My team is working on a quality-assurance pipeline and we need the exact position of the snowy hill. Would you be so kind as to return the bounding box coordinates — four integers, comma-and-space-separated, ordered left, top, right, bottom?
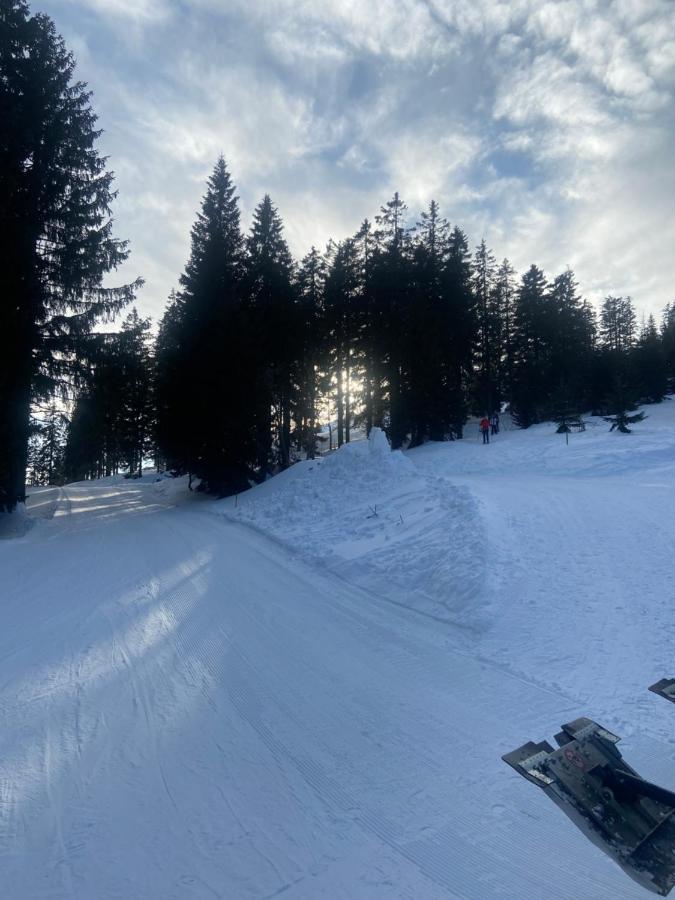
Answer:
2, 400, 675, 899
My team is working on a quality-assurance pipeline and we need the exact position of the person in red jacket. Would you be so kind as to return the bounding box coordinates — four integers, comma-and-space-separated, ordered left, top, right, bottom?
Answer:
479, 416, 490, 444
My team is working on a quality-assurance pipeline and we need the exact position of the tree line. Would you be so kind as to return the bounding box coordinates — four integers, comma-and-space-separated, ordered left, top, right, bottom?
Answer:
4, 2, 675, 509
145, 157, 675, 494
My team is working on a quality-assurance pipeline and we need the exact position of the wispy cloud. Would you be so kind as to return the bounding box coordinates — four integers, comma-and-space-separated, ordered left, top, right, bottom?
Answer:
62, 0, 170, 21
39, 0, 675, 320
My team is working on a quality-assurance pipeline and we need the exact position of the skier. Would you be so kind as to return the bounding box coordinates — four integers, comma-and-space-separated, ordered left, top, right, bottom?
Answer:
479, 416, 490, 444
490, 412, 499, 435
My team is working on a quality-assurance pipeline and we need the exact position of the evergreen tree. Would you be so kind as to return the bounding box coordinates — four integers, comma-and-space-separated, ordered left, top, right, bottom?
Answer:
471, 239, 499, 415
600, 296, 636, 353
154, 290, 189, 472
324, 239, 360, 447
546, 269, 595, 412
591, 296, 638, 414
634, 315, 667, 403
407, 200, 451, 444
63, 345, 120, 482
442, 226, 475, 437
63, 392, 102, 482
156, 157, 253, 494
62, 327, 150, 481
27, 403, 67, 485
510, 265, 549, 427
371, 192, 412, 448
294, 246, 326, 457
117, 308, 154, 476
603, 379, 646, 433
245, 194, 298, 473
494, 258, 517, 404
661, 303, 675, 390
0, 1, 140, 512
353, 219, 380, 433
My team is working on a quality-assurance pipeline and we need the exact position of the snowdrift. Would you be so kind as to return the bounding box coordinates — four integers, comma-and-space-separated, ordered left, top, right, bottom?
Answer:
217, 428, 491, 630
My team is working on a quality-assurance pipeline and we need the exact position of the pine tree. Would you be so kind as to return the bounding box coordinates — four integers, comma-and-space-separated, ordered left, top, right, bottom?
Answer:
407, 200, 451, 444
494, 258, 517, 405
471, 239, 499, 415
324, 239, 360, 447
634, 315, 667, 404
660, 303, 675, 391
63, 345, 121, 482
592, 296, 638, 414
294, 246, 326, 457
353, 219, 380, 433
117, 309, 154, 476
27, 403, 67, 485
600, 296, 636, 353
511, 265, 548, 427
442, 226, 475, 437
546, 269, 595, 413
156, 157, 253, 494
373, 192, 412, 448
155, 290, 189, 472
64, 393, 103, 482
245, 194, 298, 473
661, 303, 675, 390
0, 2, 140, 512
603, 379, 646, 433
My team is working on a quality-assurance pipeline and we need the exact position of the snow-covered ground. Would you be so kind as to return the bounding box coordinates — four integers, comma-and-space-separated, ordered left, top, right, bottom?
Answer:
2, 401, 675, 898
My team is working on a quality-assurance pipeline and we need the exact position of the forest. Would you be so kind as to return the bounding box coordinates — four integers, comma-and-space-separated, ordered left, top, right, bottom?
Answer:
3, 0, 675, 509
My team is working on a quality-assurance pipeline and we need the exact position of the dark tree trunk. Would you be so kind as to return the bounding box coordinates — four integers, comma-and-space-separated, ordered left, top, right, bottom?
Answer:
0, 381, 31, 512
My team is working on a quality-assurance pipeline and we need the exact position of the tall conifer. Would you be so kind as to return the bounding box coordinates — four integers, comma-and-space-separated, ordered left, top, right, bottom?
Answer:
0, 2, 140, 511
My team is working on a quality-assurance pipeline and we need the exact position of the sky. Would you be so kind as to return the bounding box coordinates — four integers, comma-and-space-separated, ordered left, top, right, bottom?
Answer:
37, 0, 675, 324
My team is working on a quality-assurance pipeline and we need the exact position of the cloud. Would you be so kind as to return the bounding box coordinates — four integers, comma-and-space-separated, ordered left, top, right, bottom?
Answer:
63, 0, 169, 20
37, 0, 675, 322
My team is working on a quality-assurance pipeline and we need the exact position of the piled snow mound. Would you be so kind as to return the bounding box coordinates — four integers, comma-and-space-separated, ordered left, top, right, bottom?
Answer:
315, 426, 414, 482
217, 428, 490, 630
0, 504, 33, 539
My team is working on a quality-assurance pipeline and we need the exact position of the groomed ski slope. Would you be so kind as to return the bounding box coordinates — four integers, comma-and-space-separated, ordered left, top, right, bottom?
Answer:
2, 401, 675, 899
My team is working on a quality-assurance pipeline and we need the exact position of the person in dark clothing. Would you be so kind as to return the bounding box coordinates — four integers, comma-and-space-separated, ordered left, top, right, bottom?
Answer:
479, 416, 490, 444
490, 412, 499, 435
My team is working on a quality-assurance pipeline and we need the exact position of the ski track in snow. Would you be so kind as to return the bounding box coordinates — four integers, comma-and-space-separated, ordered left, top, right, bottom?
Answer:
2, 405, 675, 898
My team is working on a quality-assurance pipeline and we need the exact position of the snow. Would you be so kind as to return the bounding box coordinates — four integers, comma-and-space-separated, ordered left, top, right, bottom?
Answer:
3, 401, 675, 898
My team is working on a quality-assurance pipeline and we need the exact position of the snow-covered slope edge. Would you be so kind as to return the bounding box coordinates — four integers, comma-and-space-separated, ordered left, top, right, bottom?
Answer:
215, 428, 492, 631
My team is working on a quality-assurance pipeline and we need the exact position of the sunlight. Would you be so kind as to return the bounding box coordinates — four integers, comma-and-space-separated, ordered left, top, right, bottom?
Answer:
0, 549, 214, 816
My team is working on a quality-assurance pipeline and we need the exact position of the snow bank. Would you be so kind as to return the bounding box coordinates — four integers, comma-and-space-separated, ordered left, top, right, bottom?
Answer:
0, 504, 33, 539
216, 427, 491, 630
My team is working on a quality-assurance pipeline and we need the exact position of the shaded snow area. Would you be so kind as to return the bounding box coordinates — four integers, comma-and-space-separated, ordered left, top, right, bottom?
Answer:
3, 402, 675, 899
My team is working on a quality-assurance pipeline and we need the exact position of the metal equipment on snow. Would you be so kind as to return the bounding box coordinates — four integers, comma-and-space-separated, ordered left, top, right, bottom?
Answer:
503, 684, 675, 896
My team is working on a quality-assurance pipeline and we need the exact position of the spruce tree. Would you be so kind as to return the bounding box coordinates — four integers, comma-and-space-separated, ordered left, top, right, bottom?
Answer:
494, 258, 517, 405
634, 315, 667, 404
353, 219, 380, 432
442, 226, 475, 437
661, 303, 675, 389
510, 265, 549, 427
245, 195, 297, 473
27, 403, 67, 485
546, 269, 595, 413
373, 192, 411, 448
294, 246, 326, 457
603, 379, 646, 433
471, 239, 499, 415
324, 240, 357, 447
117, 309, 154, 476
408, 200, 451, 444
0, 1, 140, 512
156, 157, 253, 494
